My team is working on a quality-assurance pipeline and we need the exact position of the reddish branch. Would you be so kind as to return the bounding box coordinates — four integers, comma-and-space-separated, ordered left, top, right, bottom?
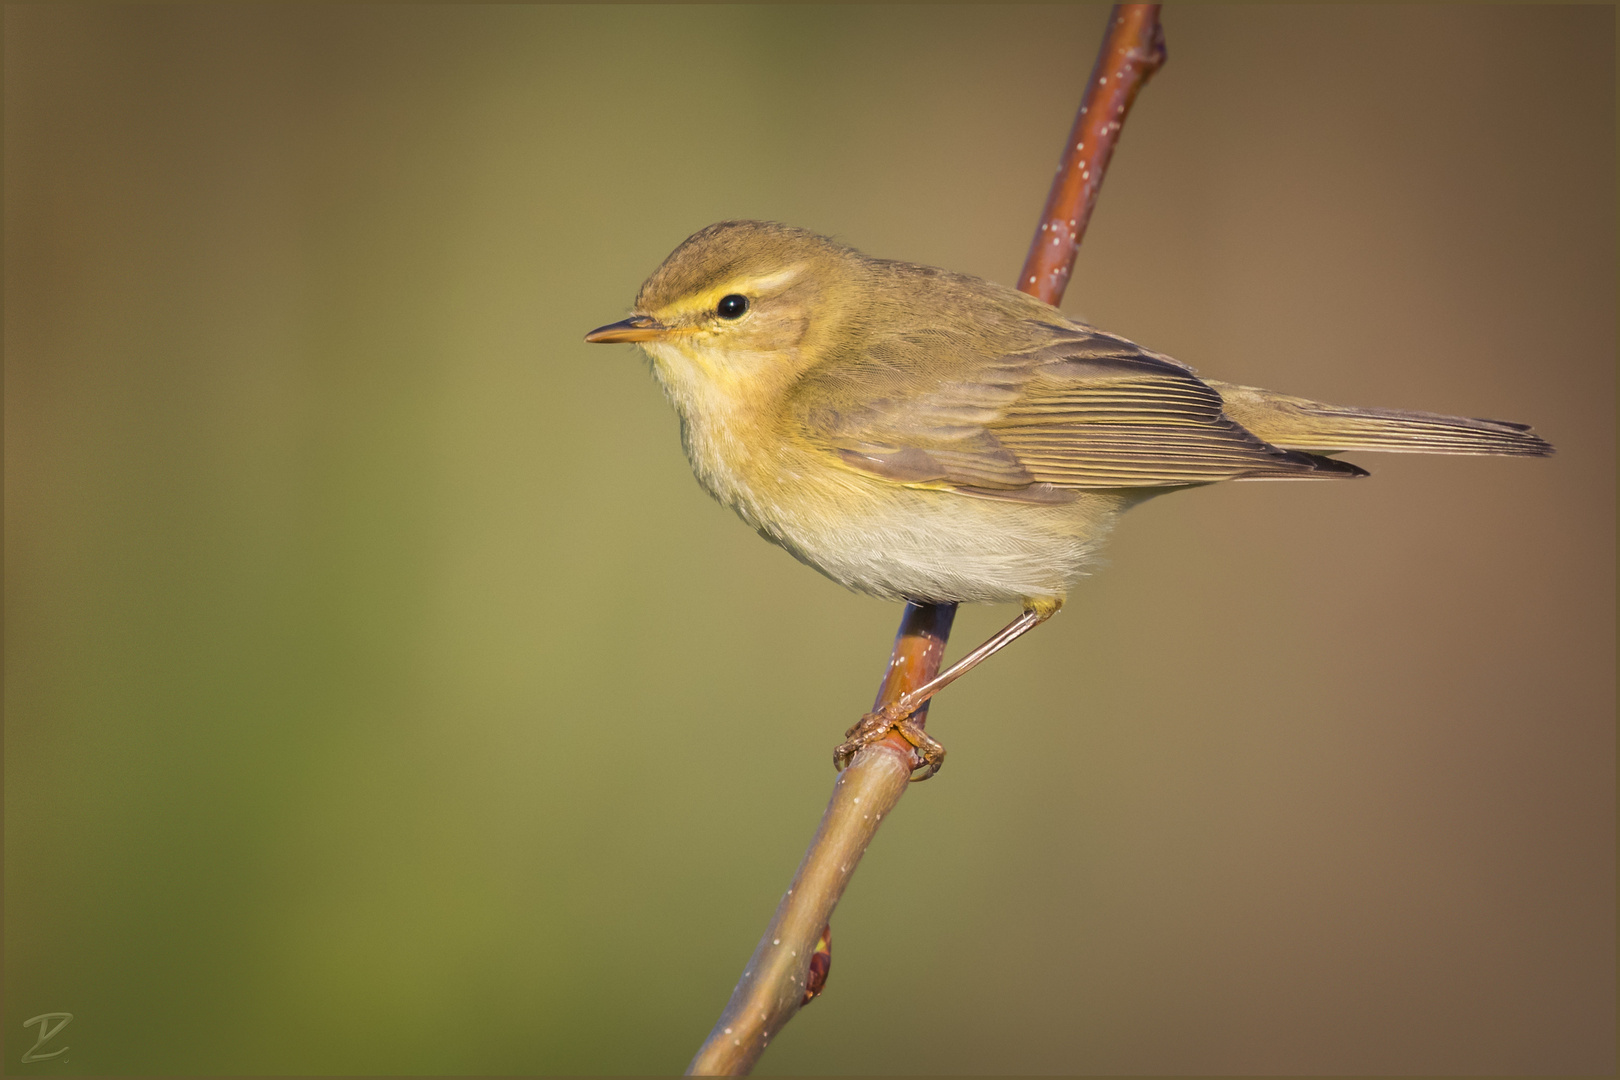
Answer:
685, 7, 1165, 1075
1021, 4, 1167, 304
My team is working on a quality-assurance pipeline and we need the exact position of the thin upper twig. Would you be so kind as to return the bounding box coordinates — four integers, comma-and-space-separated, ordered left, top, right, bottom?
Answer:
685, 7, 1165, 1075
1021, 4, 1166, 305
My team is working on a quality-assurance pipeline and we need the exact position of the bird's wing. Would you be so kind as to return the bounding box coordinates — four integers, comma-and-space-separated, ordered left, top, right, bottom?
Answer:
787, 323, 1363, 502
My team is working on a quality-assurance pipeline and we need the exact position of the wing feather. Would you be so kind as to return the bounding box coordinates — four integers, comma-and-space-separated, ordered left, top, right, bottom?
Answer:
789, 322, 1364, 500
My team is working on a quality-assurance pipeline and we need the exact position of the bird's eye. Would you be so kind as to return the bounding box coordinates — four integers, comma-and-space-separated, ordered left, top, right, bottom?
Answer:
717, 294, 749, 320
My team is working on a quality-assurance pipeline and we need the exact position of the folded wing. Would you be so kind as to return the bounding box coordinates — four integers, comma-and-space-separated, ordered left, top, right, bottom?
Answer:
788, 323, 1364, 504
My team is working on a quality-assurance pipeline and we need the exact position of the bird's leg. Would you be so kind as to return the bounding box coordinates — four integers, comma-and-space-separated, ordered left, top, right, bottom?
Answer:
833, 600, 1061, 780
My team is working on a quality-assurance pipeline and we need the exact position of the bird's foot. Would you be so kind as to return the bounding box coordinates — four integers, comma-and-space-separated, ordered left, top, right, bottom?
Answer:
833, 704, 946, 782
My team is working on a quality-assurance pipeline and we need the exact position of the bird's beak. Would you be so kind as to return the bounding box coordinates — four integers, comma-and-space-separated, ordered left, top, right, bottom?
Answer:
584, 314, 670, 344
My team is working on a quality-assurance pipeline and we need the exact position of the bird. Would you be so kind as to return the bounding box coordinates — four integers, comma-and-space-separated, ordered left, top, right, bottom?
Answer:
585, 220, 1554, 778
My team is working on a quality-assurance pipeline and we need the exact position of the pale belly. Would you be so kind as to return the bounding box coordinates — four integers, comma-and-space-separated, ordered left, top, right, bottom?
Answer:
701, 450, 1138, 606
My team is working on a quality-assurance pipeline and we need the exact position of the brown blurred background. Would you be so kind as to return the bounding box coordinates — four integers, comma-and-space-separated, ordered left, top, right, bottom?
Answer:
5, 5, 1612, 1074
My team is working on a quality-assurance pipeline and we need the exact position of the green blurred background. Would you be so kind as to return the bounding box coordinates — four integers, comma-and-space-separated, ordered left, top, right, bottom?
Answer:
5, 5, 1613, 1074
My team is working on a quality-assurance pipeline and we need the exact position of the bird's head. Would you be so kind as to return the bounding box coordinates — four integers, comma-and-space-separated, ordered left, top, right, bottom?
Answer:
586, 221, 867, 407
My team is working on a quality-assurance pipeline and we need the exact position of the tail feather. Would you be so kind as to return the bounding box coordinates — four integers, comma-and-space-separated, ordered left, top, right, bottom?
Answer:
1211, 382, 1555, 458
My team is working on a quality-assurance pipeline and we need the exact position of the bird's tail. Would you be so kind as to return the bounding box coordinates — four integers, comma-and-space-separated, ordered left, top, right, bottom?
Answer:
1210, 382, 1555, 458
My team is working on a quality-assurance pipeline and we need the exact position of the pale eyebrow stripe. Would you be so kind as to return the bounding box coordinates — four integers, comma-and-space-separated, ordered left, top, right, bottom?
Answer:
730, 261, 809, 296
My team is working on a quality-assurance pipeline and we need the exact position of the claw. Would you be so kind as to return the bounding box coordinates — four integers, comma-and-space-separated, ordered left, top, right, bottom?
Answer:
894, 717, 946, 781
831, 707, 946, 781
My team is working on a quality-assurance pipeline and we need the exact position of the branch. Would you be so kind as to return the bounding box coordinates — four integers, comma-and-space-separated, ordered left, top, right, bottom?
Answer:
1020, 4, 1166, 303
686, 7, 1165, 1075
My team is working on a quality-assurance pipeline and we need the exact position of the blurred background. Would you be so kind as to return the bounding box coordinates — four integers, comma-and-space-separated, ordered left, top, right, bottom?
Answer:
5, 5, 1613, 1074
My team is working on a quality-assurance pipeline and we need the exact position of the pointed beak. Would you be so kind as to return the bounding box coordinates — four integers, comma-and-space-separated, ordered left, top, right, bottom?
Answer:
584, 314, 669, 344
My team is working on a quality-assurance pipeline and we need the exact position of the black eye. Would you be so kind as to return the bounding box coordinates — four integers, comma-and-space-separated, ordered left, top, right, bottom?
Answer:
717, 294, 749, 319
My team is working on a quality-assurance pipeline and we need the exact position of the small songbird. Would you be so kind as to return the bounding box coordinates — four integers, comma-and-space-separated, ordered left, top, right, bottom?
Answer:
586, 220, 1553, 778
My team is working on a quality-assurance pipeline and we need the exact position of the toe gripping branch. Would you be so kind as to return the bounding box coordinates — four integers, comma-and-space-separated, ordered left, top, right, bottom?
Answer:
832, 601, 959, 782
832, 603, 1057, 782
834, 704, 946, 782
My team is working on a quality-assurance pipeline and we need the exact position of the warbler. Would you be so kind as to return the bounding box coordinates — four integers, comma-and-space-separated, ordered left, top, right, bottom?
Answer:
586, 220, 1553, 777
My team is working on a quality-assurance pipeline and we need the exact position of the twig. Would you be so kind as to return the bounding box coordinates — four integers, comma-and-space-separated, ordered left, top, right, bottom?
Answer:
1020, 4, 1166, 299
686, 603, 953, 1076
685, 7, 1165, 1075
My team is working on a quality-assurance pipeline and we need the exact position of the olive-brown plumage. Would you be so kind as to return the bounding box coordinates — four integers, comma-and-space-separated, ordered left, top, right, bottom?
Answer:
588, 220, 1551, 612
